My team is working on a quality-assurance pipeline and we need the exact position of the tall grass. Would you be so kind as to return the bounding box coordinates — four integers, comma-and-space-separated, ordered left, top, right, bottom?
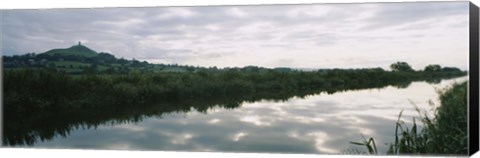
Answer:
350, 81, 468, 155
349, 134, 378, 154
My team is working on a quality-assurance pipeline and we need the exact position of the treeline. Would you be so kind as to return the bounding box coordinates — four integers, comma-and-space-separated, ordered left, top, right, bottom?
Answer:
3, 52, 229, 75
4, 66, 467, 113
4, 49, 466, 76
3, 64, 467, 146
3, 52, 132, 68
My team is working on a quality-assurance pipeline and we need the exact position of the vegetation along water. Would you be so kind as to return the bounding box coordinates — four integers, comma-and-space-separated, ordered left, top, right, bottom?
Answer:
349, 81, 468, 155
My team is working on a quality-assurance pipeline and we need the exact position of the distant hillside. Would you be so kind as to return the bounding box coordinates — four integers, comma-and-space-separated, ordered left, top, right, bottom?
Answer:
3, 43, 467, 76
3, 43, 202, 74
43, 43, 98, 57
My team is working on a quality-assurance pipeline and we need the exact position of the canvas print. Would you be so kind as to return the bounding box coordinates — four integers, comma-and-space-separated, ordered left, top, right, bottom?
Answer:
1, 1, 471, 156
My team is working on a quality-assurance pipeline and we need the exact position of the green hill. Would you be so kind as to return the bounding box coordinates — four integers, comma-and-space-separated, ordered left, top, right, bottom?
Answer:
43, 43, 98, 57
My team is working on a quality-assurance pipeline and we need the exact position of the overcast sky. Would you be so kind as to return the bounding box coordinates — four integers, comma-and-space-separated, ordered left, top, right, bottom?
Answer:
2, 2, 470, 70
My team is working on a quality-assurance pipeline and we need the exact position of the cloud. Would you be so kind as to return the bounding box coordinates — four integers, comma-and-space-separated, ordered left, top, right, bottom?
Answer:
360, 2, 468, 30
226, 7, 248, 18
2, 2, 469, 70
155, 8, 197, 20
286, 5, 332, 18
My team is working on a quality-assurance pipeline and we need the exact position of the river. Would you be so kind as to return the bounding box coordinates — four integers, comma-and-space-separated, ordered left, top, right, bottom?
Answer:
30, 76, 468, 154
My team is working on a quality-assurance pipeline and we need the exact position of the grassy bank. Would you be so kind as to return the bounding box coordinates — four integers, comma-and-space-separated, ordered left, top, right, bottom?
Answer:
351, 81, 468, 155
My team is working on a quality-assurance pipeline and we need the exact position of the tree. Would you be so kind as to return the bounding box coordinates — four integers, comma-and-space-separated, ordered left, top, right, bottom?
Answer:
47, 63, 55, 68
98, 52, 116, 63
441, 67, 462, 72
105, 67, 116, 74
424, 64, 442, 72
390, 62, 414, 72
83, 65, 97, 74
186, 66, 195, 73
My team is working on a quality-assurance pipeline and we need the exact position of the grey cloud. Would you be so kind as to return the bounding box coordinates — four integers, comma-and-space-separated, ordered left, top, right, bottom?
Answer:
360, 2, 468, 30
202, 52, 226, 59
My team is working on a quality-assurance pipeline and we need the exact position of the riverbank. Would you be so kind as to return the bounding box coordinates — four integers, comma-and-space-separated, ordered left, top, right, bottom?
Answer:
351, 81, 468, 155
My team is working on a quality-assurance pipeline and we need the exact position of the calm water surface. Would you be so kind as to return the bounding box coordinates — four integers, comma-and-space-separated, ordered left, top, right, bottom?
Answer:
32, 77, 467, 154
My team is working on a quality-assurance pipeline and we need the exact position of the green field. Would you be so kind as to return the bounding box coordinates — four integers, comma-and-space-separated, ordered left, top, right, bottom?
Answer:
51, 61, 91, 68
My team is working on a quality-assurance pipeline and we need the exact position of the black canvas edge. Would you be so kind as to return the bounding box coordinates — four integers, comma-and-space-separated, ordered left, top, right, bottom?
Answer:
0, 10, 4, 146
469, 1, 480, 156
